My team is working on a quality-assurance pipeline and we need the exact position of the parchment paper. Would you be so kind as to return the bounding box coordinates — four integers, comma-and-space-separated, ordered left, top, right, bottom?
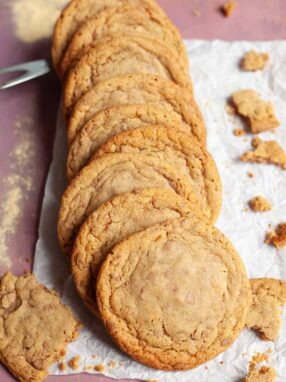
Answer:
33, 40, 286, 381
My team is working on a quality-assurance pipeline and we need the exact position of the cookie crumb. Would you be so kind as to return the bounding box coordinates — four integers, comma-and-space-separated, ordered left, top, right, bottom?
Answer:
248, 196, 272, 212
244, 365, 277, 382
265, 223, 286, 249
192, 9, 201, 17
241, 50, 269, 71
240, 137, 286, 169
247, 172, 254, 178
233, 128, 245, 136
222, 0, 237, 16
232, 90, 279, 134
91, 354, 97, 359
68, 355, 81, 371
108, 360, 117, 368
58, 361, 67, 372
94, 364, 105, 373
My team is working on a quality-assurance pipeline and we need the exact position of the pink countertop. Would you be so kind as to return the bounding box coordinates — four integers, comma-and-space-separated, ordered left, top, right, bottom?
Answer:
0, 0, 285, 381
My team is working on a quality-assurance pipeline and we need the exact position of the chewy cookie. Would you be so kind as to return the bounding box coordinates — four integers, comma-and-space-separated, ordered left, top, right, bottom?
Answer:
67, 104, 192, 179
67, 74, 204, 145
96, 217, 252, 371
58, 152, 200, 257
59, 4, 188, 77
72, 188, 197, 315
63, 35, 191, 115
51, 0, 167, 71
95, 125, 222, 223
0, 272, 81, 382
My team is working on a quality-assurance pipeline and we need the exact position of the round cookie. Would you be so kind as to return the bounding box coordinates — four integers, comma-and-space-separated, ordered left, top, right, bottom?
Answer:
63, 35, 191, 116
72, 188, 197, 315
97, 217, 252, 371
59, 4, 188, 77
67, 104, 192, 180
95, 125, 222, 223
58, 152, 200, 257
67, 74, 204, 145
52, 0, 167, 71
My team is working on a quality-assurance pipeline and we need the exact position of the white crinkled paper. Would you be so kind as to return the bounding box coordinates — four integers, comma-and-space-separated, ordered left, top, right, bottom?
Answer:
34, 40, 286, 381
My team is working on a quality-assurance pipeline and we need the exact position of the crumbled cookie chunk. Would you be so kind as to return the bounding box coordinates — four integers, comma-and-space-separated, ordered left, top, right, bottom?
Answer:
0, 272, 81, 382
68, 355, 81, 370
94, 363, 105, 372
248, 196, 272, 212
241, 51, 269, 71
240, 137, 286, 169
232, 90, 279, 134
246, 278, 286, 341
233, 128, 245, 136
244, 366, 277, 382
265, 223, 286, 249
222, 0, 237, 16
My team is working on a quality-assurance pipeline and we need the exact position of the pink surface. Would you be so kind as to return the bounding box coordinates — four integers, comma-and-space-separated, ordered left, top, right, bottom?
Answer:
0, 0, 285, 381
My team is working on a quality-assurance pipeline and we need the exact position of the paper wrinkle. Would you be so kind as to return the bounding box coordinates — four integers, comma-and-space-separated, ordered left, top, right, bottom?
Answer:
33, 40, 286, 381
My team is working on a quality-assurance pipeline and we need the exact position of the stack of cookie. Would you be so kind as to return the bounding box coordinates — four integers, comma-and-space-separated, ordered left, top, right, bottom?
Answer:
52, 0, 252, 371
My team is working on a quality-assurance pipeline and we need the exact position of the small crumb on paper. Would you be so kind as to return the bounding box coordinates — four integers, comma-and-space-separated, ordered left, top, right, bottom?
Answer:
58, 361, 67, 372
248, 196, 272, 212
233, 128, 245, 137
265, 223, 286, 249
241, 50, 269, 71
222, 0, 237, 17
108, 360, 117, 368
247, 172, 254, 178
68, 355, 81, 371
94, 364, 105, 373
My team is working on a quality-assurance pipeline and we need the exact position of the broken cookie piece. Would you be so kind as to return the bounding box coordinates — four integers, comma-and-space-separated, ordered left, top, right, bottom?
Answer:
240, 137, 286, 169
0, 272, 81, 382
222, 0, 237, 16
244, 366, 277, 382
265, 223, 286, 249
241, 51, 269, 72
232, 90, 279, 133
248, 196, 272, 212
246, 278, 286, 341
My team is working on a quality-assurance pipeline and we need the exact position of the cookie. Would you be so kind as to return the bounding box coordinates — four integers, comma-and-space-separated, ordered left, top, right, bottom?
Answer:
67, 74, 205, 146
96, 217, 252, 371
51, 0, 167, 71
246, 278, 286, 341
232, 90, 279, 134
95, 125, 222, 223
72, 188, 197, 315
241, 51, 269, 72
248, 196, 271, 212
0, 272, 81, 382
240, 137, 286, 169
67, 104, 193, 180
59, 4, 188, 77
58, 152, 200, 257
63, 35, 191, 116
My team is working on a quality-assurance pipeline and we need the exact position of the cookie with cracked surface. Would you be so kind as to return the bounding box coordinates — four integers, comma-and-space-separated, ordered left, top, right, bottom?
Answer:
95, 125, 222, 223
59, 4, 188, 77
72, 188, 198, 315
67, 74, 204, 145
58, 152, 200, 257
0, 272, 81, 382
51, 0, 166, 72
96, 217, 252, 370
67, 104, 193, 180
246, 278, 286, 341
63, 35, 191, 116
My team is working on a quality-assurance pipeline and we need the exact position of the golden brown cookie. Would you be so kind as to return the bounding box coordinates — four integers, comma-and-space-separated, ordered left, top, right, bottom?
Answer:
58, 152, 200, 257
0, 272, 81, 382
240, 137, 286, 169
51, 0, 167, 72
95, 125, 222, 223
59, 4, 188, 77
246, 278, 286, 341
67, 74, 204, 146
63, 35, 191, 116
96, 217, 252, 371
67, 104, 193, 180
72, 188, 197, 315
